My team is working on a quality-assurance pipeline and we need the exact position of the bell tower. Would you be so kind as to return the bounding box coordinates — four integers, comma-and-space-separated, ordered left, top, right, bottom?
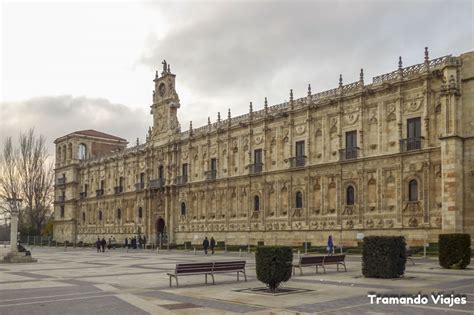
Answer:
150, 60, 181, 144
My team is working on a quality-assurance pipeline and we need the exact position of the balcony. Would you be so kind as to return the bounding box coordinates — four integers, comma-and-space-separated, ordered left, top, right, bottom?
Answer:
114, 186, 123, 194
205, 170, 217, 181
340, 147, 360, 161
400, 138, 422, 152
96, 189, 104, 197
289, 156, 306, 168
79, 192, 87, 199
149, 178, 165, 189
135, 182, 145, 190
57, 177, 66, 185
58, 195, 65, 203
175, 176, 188, 185
249, 163, 263, 174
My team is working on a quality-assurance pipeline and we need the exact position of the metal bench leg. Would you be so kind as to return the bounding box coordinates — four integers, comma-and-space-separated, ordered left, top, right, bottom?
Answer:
237, 272, 239, 281
343, 262, 347, 272
243, 270, 247, 282
211, 274, 215, 285
176, 277, 179, 288
300, 266, 303, 276
322, 265, 326, 274
169, 276, 172, 287
205, 274, 208, 284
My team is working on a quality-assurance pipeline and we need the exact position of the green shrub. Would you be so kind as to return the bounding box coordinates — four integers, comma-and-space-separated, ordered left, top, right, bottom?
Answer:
439, 234, 471, 269
362, 236, 406, 278
255, 246, 292, 292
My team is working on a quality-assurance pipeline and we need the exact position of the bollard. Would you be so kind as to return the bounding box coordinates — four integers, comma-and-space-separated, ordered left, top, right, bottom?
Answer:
239, 248, 242, 257
194, 247, 196, 255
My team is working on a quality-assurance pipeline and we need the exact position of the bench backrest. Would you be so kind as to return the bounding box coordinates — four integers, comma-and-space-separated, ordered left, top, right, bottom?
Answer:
324, 255, 345, 263
300, 255, 324, 264
175, 262, 214, 274
213, 260, 246, 272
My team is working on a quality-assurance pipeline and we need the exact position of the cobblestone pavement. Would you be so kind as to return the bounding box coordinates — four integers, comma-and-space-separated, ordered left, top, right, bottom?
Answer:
0, 246, 473, 314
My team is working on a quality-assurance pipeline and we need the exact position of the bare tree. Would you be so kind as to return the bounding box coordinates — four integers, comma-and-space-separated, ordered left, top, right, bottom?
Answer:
0, 129, 54, 234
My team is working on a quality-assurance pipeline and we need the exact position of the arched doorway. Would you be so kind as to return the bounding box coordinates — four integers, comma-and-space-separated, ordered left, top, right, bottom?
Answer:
155, 218, 166, 245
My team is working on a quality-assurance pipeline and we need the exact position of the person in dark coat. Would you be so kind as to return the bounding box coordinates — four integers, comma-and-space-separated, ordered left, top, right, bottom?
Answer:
203, 237, 209, 255
327, 235, 334, 255
124, 237, 128, 250
143, 236, 147, 249
101, 237, 106, 253
96, 238, 101, 253
210, 237, 216, 255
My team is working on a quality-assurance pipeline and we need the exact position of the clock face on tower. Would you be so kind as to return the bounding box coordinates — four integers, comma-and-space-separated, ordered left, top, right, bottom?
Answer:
158, 83, 166, 97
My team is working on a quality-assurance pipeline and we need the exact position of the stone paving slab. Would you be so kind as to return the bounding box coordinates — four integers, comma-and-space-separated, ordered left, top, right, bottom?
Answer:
1, 247, 473, 314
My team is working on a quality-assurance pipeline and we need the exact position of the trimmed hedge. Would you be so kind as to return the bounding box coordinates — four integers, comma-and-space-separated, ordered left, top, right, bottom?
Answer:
362, 236, 406, 278
439, 234, 471, 269
255, 246, 292, 292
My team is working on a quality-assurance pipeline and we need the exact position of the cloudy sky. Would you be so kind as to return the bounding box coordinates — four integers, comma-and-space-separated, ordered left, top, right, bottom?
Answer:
1, 0, 472, 153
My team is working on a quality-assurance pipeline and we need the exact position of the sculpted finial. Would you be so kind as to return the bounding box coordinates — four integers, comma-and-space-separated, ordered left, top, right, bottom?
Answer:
154, 70, 159, 81
249, 102, 253, 113
264, 97, 268, 111
168, 64, 171, 73
307, 84, 311, 96
339, 74, 343, 87
424, 47, 429, 63
398, 56, 403, 70
228, 108, 231, 120
290, 89, 293, 101
208, 117, 211, 126
217, 112, 221, 123
161, 60, 167, 75
359, 69, 364, 84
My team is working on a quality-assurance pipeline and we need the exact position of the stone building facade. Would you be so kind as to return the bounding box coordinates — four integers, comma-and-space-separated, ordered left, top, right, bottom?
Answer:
53, 49, 474, 247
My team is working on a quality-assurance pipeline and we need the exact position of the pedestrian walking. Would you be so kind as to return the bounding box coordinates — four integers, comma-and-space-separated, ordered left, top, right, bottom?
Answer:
96, 238, 101, 253
203, 237, 209, 255
210, 237, 216, 255
327, 235, 334, 255
138, 236, 142, 249
107, 237, 112, 250
124, 237, 128, 251
101, 237, 106, 253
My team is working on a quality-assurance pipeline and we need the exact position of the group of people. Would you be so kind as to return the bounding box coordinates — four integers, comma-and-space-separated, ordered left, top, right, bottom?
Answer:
95, 237, 116, 253
202, 236, 216, 255
124, 235, 147, 250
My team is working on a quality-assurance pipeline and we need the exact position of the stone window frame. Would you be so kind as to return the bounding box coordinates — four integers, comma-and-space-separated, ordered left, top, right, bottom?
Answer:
408, 178, 419, 202
253, 195, 260, 211
117, 208, 121, 220
180, 201, 187, 216
295, 191, 303, 209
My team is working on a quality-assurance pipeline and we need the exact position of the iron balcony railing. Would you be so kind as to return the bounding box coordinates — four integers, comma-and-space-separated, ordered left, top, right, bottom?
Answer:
58, 195, 65, 202
249, 163, 263, 174
205, 170, 217, 180
149, 178, 165, 189
289, 156, 307, 168
96, 189, 104, 197
57, 177, 66, 185
135, 182, 145, 190
114, 186, 123, 194
175, 176, 188, 185
400, 138, 422, 152
340, 147, 360, 161
79, 192, 87, 199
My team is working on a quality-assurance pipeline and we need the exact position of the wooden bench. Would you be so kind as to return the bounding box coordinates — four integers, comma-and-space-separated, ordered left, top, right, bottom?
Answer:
212, 260, 247, 282
167, 262, 214, 287
293, 255, 324, 275
168, 261, 247, 287
323, 255, 347, 272
293, 255, 346, 275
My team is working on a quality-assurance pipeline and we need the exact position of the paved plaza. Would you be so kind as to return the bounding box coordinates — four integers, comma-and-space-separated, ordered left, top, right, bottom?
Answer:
0, 247, 473, 314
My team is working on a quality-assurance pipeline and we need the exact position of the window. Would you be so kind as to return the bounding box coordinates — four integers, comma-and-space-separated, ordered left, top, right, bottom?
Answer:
119, 176, 124, 187
296, 141, 305, 158
82, 212, 86, 222
117, 208, 121, 220
211, 158, 217, 172
158, 165, 164, 179
100, 180, 105, 190
346, 186, 355, 205
84, 184, 88, 195
138, 207, 143, 218
98, 210, 103, 221
409, 179, 418, 201
254, 195, 260, 211
180, 202, 186, 216
295, 191, 303, 209
60, 205, 65, 218
345, 131, 357, 159
78, 144, 87, 160
407, 117, 422, 150
182, 163, 188, 178
254, 149, 262, 164
140, 172, 145, 184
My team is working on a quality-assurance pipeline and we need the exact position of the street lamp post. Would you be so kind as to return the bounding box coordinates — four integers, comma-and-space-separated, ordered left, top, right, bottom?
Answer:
6, 194, 22, 253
